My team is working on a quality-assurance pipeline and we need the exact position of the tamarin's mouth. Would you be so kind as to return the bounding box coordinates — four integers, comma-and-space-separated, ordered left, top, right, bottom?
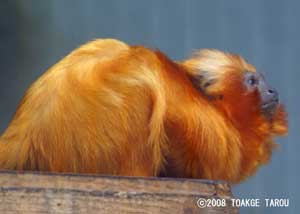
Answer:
262, 98, 279, 109
261, 99, 279, 117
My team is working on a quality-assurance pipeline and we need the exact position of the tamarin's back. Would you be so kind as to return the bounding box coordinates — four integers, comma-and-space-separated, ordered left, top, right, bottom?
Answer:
0, 39, 166, 175
0, 39, 287, 183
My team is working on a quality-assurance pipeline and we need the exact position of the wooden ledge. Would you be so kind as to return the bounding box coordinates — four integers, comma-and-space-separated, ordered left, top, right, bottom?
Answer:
0, 170, 238, 213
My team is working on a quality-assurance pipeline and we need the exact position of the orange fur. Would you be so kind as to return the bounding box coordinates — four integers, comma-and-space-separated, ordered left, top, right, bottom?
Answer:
0, 39, 288, 183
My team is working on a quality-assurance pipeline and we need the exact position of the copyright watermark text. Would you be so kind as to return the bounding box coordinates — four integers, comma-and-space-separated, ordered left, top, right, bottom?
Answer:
197, 198, 289, 208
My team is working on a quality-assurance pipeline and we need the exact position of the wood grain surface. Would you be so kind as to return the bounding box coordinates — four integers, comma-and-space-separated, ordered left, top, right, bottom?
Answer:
0, 171, 238, 214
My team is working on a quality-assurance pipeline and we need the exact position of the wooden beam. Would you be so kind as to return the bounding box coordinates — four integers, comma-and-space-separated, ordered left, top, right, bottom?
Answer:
0, 171, 238, 213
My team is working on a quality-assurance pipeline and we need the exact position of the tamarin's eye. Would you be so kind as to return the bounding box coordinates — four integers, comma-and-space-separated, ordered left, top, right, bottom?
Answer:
247, 76, 258, 86
245, 73, 259, 89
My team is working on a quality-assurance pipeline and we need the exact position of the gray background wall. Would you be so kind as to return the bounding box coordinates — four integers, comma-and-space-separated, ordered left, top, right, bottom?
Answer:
0, 1, 299, 213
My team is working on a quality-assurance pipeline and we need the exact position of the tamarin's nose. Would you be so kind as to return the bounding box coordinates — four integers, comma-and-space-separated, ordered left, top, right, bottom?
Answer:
267, 88, 279, 102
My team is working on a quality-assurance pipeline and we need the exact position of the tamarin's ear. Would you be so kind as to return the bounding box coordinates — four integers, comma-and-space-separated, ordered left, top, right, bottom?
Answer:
188, 72, 218, 99
182, 49, 231, 96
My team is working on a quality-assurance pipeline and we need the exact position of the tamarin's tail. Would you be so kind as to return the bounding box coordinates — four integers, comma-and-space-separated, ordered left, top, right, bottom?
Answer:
0, 137, 19, 170
0, 129, 32, 170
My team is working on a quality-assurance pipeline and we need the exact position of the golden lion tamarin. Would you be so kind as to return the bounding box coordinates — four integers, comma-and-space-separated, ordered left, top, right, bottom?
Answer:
0, 39, 287, 183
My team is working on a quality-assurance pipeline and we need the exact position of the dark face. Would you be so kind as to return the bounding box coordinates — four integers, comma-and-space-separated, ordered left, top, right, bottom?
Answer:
244, 72, 279, 118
